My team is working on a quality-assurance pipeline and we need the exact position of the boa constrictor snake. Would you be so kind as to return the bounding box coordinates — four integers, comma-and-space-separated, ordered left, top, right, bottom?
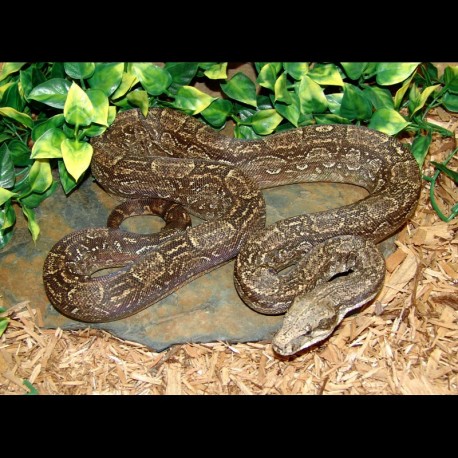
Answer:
43, 108, 421, 356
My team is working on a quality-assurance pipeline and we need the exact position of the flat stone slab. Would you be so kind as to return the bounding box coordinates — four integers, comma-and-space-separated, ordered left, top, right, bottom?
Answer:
0, 176, 396, 351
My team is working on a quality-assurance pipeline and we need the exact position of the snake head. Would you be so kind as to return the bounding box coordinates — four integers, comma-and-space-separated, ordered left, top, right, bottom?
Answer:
271, 292, 339, 356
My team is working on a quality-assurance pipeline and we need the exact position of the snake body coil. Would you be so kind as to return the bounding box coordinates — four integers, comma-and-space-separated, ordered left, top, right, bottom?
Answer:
43, 108, 421, 353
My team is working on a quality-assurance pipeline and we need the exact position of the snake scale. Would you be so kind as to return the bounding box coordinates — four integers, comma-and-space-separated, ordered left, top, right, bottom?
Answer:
43, 107, 421, 355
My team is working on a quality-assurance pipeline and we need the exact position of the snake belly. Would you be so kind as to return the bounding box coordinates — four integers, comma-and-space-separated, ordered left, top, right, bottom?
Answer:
43, 108, 421, 329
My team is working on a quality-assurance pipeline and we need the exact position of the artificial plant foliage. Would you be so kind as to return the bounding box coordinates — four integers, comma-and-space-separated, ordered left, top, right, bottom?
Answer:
0, 61, 457, 248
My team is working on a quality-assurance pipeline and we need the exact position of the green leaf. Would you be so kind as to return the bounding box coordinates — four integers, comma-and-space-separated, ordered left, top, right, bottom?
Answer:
408, 83, 420, 114
163, 62, 198, 96
307, 63, 344, 86
7, 140, 32, 167
58, 159, 78, 194
64, 62, 95, 80
0, 203, 14, 248
131, 63, 172, 96
165, 62, 199, 85
86, 89, 109, 125
127, 90, 149, 117
106, 105, 117, 125
0, 107, 33, 128
198, 62, 218, 71
340, 62, 368, 80
250, 109, 283, 135
11, 170, 30, 194
257, 63, 282, 91
362, 85, 394, 110
1, 200, 15, 230
0, 228, 13, 248
298, 113, 314, 126
368, 108, 410, 135
314, 114, 352, 125
254, 62, 267, 73
283, 63, 309, 80
111, 71, 138, 100
0, 188, 16, 208
1, 82, 25, 111
50, 62, 65, 78
201, 98, 232, 128
30, 65, 46, 87
410, 84, 441, 117
61, 139, 93, 182
325, 92, 344, 114
0, 143, 15, 188
20, 180, 58, 208
23, 379, 39, 395
31, 128, 66, 159
22, 205, 40, 242
234, 124, 261, 139
28, 78, 71, 109
442, 92, 458, 112
394, 73, 415, 110
257, 94, 273, 110
82, 106, 116, 137
32, 114, 66, 141
19, 67, 34, 98
0, 62, 26, 82
274, 122, 295, 133
203, 63, 227, 80
431, 160, 458, 182
28, 159, 52, 193
410, 131, 432, 168
64, 82, 94, 127
443, 66, 458, 93
274, 92, 300, 127
81, 124, 107, 138
361, 63, 379, 80
88, 63, 124, 97
340, 84, 372, 121
0, 82, 14, 100
296, 75, 328, 115
0, 133, 12, 143
274, 72, 292, 104
173, 86, 215, 115
235, 106, 256, 122
221, 72, 257, 108
111, 97, 134, 110
422, 63, 439, 84
0, 317, 9, 338
376, 63, 420, 86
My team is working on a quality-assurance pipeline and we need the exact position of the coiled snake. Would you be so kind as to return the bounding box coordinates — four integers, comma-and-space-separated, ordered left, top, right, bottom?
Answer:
43, 108, 421, 355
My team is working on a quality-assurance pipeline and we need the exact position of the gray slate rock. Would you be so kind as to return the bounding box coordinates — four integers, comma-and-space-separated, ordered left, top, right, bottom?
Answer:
0, 177, 396, 351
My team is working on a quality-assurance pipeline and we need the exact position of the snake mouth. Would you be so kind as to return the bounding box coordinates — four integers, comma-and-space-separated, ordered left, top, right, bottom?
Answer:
271, 328, 334, 356
271, 341, 295, 357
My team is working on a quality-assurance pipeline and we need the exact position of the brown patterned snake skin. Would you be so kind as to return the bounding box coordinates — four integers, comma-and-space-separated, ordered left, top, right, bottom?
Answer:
43, 107, 421, 355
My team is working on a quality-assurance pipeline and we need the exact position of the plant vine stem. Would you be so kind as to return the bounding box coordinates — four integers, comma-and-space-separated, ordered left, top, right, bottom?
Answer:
3, 120, 21, 139
422, 84, 449, 120
423, 146, 458, 222
17, 189, 33, 200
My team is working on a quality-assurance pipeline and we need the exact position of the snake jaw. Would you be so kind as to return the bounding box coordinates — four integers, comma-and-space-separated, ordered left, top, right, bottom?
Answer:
272, 328, 334, 356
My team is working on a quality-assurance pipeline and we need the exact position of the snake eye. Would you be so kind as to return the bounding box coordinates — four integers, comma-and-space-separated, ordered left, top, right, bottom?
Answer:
304, 325, 312, 335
